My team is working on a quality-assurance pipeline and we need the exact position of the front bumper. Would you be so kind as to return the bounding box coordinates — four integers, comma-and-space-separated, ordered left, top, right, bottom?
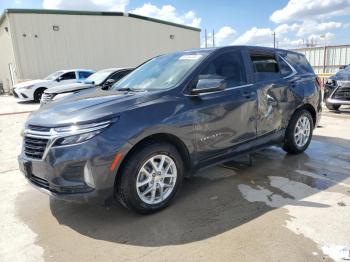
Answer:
12, 88, 34, 101
18, 129, 130, 204
325, 98, 350, 105
324, 83, 350, 105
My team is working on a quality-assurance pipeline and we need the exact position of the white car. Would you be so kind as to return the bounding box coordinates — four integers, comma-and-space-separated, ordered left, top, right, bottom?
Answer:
12, 69, 94, 102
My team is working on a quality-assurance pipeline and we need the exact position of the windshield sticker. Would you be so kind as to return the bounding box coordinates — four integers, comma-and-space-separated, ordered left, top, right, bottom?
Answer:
179, 54, 203, 60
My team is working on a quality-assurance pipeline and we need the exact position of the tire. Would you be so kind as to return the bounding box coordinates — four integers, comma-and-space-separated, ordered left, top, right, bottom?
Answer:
283, 109, 314, 154
325, 103, 341, 111
33, 88, 46, 102
116, 142, 184, 214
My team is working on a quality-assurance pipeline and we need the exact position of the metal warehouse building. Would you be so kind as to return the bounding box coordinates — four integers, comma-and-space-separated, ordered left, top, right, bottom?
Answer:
0, 9, 200, 93
291, 45, 350, 74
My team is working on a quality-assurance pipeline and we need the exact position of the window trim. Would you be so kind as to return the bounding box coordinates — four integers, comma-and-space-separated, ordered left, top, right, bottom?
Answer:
278, 55, 297, 79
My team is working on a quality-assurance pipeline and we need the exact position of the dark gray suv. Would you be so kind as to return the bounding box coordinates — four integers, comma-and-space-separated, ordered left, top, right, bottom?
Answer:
18, 46, 322, 213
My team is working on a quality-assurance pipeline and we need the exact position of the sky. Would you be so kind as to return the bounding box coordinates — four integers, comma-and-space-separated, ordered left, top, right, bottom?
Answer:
1, 0, 350, 49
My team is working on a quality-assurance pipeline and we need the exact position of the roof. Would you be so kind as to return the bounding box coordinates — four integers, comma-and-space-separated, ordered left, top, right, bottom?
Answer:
0, 8, 201, 32
59, 69, 95, 72
99, 67, 134, 72
185, 45, 298, 55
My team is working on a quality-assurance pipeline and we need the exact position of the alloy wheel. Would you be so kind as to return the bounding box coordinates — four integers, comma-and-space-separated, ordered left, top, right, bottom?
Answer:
294, 116, 311, 147
136, 154, 177, 205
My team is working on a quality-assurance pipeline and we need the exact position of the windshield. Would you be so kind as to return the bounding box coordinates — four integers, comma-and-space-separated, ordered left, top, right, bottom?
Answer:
112, 52, 207, 91
45, 71, 63, 80
85, 70, 112, 85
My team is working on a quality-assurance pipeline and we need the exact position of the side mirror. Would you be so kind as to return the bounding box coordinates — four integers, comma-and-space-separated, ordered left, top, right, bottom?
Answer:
191, 78, 226, 95
339, 65, 346, 70
56, 77, 62, 82
105, 79, 116, 86
102, 79, 116, 90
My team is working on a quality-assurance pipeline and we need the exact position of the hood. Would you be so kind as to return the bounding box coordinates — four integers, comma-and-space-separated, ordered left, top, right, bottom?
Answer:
14, 79, 48, 88
45, 82, 94, 94
27, 88, 163, 127
332, 71, 350, 81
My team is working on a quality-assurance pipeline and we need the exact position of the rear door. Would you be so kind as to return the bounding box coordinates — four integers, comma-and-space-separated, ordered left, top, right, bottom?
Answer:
190, 50, 257, 161
249, 51, 293, 136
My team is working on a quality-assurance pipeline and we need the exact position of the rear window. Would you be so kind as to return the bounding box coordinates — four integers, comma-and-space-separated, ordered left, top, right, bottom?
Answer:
283, 53, 314, 74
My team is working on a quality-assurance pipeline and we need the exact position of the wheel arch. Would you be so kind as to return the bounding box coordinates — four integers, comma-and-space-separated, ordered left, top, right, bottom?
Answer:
115, 133, 192, 187
296, 103, 317, 127
33, 87, 47, 100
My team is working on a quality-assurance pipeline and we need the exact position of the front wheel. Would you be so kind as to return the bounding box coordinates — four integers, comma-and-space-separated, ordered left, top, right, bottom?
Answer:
283, 109, 313, 154
325, 103, 341, 111
116, 143, 184, 214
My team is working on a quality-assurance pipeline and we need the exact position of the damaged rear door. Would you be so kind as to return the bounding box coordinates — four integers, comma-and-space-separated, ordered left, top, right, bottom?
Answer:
248, 50, 297, 137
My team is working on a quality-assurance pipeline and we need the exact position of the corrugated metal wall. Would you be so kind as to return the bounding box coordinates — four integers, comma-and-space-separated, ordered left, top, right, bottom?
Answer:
3, 12, 199, 91
0, 15, 16, 93
291, 45, 350, 74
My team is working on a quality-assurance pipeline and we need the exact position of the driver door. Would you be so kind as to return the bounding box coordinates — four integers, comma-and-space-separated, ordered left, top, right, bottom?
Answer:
190, 50, 257, 161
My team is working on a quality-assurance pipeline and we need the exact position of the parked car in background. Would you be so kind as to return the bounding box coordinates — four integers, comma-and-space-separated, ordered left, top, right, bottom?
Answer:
12, 69, 94, 102
18, 46, 321, 214
40, 68, 133, 104
324, 65, 350, 110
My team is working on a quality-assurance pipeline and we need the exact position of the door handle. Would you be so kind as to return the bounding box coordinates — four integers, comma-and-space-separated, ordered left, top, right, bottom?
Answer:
242, 91, 256, 99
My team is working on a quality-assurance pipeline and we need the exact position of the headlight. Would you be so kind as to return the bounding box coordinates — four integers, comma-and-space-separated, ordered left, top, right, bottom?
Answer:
326, 79, 336, 86
52, 92, 72, 101
52, 119, 117, 146
20, 84, 35, 89
54, 130, 102, 146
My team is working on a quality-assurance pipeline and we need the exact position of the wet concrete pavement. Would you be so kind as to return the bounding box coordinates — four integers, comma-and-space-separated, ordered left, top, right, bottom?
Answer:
1, 98, 349, 262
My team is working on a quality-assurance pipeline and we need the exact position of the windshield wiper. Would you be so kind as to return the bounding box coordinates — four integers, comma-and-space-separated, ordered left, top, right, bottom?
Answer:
116, 87, 145, 92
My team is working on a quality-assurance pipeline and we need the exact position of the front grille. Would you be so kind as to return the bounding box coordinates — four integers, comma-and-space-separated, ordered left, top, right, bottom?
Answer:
30, 174, 50, 190
333, 86, 350, 100
28, 125, 51, 132
24, 136, 49, 159
41, 93, 55, 103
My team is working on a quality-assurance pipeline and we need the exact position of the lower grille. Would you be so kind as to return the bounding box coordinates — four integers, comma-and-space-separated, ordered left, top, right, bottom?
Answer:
12, 89, 19, 98
333, 87, 350, 100
30, 175, 49, 190
41, 93, 55, 103
24, 136, 49, 159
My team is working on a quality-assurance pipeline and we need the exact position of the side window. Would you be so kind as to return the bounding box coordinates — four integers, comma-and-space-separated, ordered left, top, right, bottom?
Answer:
199, 51, 247, 87
60, 72, 76, 80
110, 71, 130, 82
278, 56, 294, 77
78, 71, 93, 79
250, 53, 280, 81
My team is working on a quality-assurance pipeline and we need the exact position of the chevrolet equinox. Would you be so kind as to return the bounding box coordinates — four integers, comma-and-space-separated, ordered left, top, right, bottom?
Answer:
18, 46, 322, 213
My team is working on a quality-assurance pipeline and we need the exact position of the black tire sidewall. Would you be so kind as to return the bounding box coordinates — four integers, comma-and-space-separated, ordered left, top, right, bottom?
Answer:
118, 143, 184, 213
